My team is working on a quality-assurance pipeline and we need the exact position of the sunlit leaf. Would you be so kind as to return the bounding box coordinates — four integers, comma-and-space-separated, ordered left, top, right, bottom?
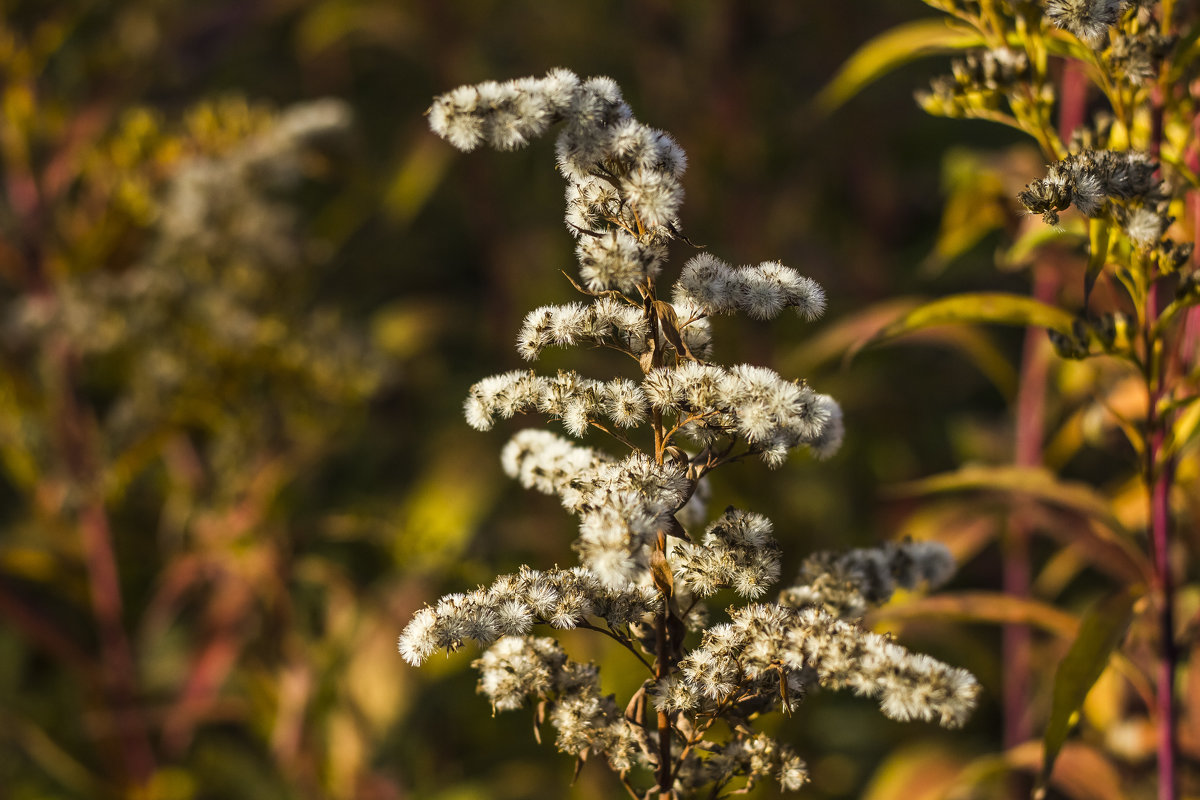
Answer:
889, 464, 1129, 536
861, 744, 967, 800
1007, 741, 1126, 800
1165, 393, 1200, 460
1036, 587, 1140, 797
867, 591, 1080, 639
384, 135, 454, 225
788, 299, 1017, 398
814, 19, 983, 113
1081, 660, 1124, 732
861, 293, 1077, 352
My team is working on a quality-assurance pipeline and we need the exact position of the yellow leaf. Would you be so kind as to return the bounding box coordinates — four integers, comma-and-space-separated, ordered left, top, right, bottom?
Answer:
867, 591, 1080, 639
889, 464, 1125, 534
814, 19, 984, 113
861, 745, 967, 800
861, 293, 1077, 352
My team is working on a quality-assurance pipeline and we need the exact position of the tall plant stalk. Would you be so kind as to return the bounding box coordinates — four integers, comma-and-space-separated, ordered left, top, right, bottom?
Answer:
401, 69, 981, 799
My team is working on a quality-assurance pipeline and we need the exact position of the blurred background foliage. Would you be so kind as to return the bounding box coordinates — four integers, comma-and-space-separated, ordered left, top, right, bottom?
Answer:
0, 0, 1136, 798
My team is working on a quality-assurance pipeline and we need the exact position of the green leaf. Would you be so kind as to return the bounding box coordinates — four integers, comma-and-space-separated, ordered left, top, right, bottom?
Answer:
1037, 587, 1140, 797
861, 293, 1077, 350
814, 19, 983, 113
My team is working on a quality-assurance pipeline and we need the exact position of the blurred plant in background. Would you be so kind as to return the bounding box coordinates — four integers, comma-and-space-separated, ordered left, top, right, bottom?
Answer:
823, 0, 1200, 797
0, 6, 401, 796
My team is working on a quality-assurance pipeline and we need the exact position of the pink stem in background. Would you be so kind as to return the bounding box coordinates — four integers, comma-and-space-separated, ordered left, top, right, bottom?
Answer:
1147, 280, 1178, 800
1001, 58, 1085, 763
1149, 427, 1177, 800
1057, 59, 1088, 144
1006, 266, 1056, 755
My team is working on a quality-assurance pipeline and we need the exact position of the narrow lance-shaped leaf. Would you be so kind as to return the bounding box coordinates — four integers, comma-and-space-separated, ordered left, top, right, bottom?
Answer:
1035, 586, 1140, 798
814, 19, 984, 113
888, 464, 1128, 535
888, 464, 1151, 580
867, 591, 1080, 639
861, 293, 1077, 351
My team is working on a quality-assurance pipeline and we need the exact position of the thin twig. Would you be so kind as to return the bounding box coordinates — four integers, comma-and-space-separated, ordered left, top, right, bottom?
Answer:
575, 620, 655, 675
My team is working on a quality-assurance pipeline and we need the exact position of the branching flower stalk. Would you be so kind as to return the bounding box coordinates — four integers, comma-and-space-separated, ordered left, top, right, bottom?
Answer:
913, 1, 1200, 797
401, 70, 979, 798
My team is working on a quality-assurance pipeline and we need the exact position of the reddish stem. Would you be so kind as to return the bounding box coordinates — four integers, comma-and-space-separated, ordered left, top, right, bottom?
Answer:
1147, 281, 1178, 800
1057, 60, 1088, 143
1005, 267, 1055, 755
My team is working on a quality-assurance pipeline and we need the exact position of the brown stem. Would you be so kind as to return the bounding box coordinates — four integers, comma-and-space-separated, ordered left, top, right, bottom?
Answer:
575, 620, 655, 675
652, 528, 673, 799
654, 623, 671, 798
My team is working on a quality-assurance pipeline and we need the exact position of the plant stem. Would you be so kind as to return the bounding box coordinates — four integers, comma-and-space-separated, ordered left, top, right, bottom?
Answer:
1005, 266, 1054, 755
1146, 279, 1178, 800
1149, 429, 1177, 800
655, 603, 672, 799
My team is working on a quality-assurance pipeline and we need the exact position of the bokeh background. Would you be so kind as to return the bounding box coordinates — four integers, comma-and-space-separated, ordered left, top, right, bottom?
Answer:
0, 1, 1051, 798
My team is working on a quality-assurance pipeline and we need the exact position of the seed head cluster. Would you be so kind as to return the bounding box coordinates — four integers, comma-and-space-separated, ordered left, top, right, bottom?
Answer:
779, 539, 957, 619
1046, 0, 1128, 48
666, 603, 978, 729
407, 70, 977, 796
1018, 149, 1167, 246
399, 565, 662, 666
675, 254, 826, 321
474, 636, 643, 772
916, 47, 1032, 118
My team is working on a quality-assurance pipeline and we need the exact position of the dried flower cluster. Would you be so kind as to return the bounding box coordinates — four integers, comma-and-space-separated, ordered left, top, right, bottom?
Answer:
404, 70, 978, 797
1017, 149, 1167, 243
905, 0, 1200, 796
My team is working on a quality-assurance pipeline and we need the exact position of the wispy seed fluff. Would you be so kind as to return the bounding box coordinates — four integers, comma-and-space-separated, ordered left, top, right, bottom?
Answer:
463, 370, 650, 436
420, 69, 976, 794
474, 636, 642, 773
640, 362, 842, 465
428, 69, 580, 152
1018, 149, 1161, 226
672, 603, 979, 728
399, 565, 661, 665
517, 297, 651, 361
1045, 0, 1128, 49
576, 229, 665, 293
779, 539, 957, 619
673, 508, 782, 599
675, 254, 826, 321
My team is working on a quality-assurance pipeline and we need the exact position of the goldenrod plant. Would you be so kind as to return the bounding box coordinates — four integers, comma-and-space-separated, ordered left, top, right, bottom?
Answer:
401, 69, 979, 799
825, 0, 1200, 797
